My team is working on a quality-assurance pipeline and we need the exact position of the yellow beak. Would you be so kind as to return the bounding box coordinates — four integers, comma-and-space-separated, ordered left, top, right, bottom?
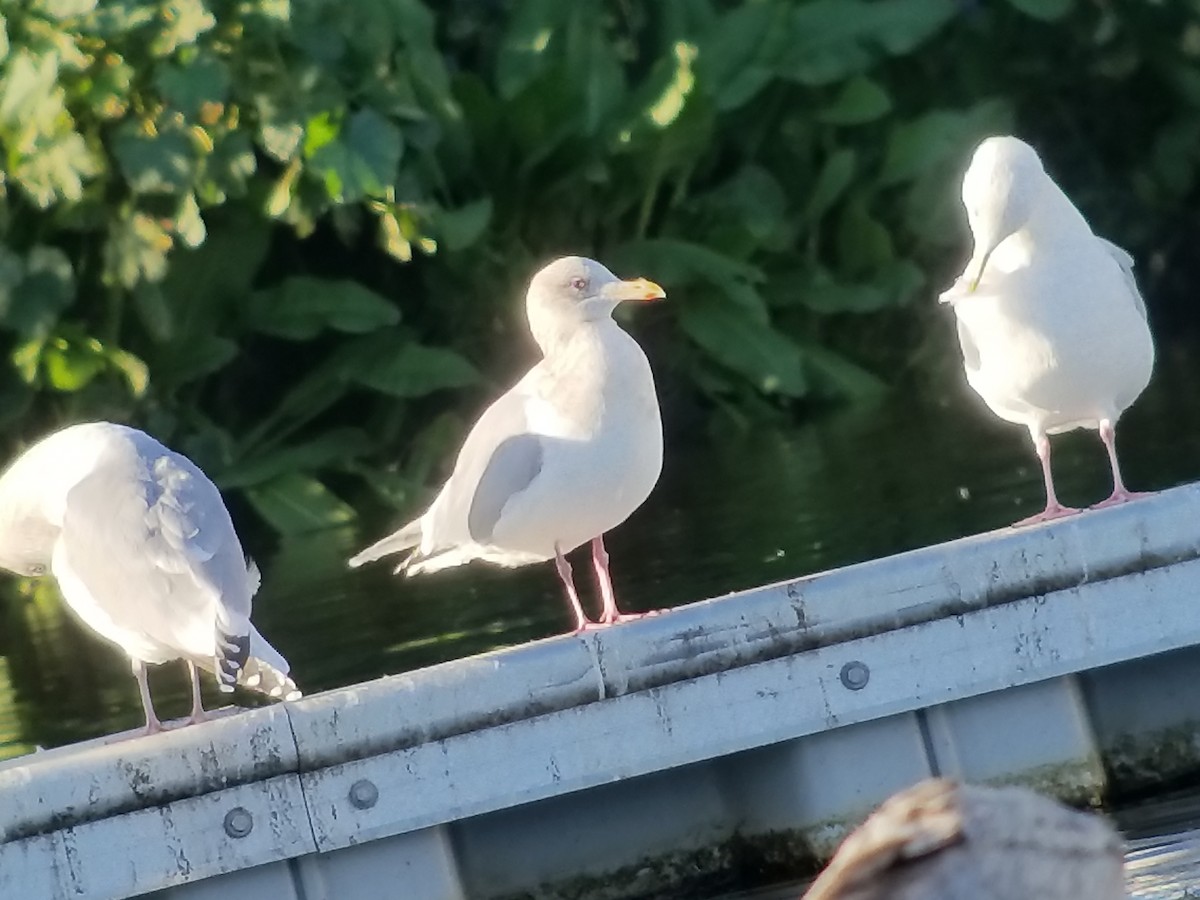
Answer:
968, 244, 997, 293
602, 277, 667, 303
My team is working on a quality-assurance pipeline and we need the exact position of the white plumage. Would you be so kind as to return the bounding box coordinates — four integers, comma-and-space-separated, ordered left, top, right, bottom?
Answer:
0, 422, 299, 735
941, 136, 1155, 524
350, 256, 666, 631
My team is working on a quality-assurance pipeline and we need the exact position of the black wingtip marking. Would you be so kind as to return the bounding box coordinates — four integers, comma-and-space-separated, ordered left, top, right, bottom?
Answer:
216, 631, 250, 688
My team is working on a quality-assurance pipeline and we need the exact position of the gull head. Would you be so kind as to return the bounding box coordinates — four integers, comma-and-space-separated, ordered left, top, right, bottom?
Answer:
961, 136, 1045, 292
526, 256, 665, 346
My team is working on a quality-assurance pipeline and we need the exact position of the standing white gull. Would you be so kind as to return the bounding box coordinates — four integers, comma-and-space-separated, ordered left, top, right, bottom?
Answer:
349, 256, 666, 632
940, 136, 1154, 525
0, 422, 299, 735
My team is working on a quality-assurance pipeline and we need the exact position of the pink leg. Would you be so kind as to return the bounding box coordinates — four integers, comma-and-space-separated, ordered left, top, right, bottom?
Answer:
1012, 431, 1080, 527
133, 660, 163, 735
591, 536, 649, 625
1092, 418, 1151, 508
554, 543, 593, 633
186, 661, 208, 726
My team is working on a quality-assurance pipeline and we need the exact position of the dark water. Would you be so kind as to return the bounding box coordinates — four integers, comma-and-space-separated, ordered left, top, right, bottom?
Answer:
2, 345, 1200, 895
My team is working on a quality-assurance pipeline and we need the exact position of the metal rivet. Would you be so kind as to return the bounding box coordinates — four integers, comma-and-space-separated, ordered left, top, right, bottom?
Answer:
223, 807, 253, 838
349, 779, 379, 810
840, 661, 870, 691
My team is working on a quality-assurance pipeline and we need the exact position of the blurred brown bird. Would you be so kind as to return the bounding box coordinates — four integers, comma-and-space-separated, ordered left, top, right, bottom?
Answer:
803, 779, 1124, 900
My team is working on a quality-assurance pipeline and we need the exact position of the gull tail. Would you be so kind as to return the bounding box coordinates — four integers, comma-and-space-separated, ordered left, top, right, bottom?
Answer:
215, 625, 301, 702
239, 625, 301, 701
348, 519, 422, 568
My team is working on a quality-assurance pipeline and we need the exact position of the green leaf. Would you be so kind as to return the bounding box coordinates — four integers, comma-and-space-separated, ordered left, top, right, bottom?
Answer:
43, 337, 106, 392
353, 340, 479, 398
32, 0, 98, 17
150, 334, 237, 389
681, 297, 807, 396
154, 55, 230, 118
218, 428, 373, 489
239, 352, 354, 451
201, 130, 256, 203
692, 166, 788, 247
246, 277, 400, 340
302, 111, 339, 158
173, 193, 206, 248
779, 0, 955, 86
160, 211, 268, 330
150, 0, 216, 56
880, 100, 1010, 185
568, 17, 625, 134
0, 245, 26, 325
11, 129, 101, 208
377, 209, 412, 261
696, 2, 788, 111
104, 212, 173, 288
245, 472, 356, 535
88, 2, 157, 36
1006, 0, 1073, 21
819, 76, 892, 125
260, 117, 305, 162
0, 49, 59, 127
307, 109, 403, 203
82, 54, 133, 119
876, 259, 927, 305
112, 124, 193, 194
132, 282, 173, 341
805, 148, 857, 223
107, 347, 149, 396
0, 366, 34, 427
803, 344, 887, 398
12, 338, 44, 384
496, 0, 569, 99
837, 198, 895, 276
6, 246, 75, 337
436, 198, 493, 251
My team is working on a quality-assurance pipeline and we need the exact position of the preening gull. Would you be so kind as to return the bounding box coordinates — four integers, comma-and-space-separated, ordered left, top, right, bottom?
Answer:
0, 422, 300, 735
350, 256, 666, 632
941, 136, 1154, 525
803, 779, 1124, 900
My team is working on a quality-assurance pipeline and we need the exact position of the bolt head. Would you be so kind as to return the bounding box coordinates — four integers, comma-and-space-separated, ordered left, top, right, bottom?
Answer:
223, 807, 253, 838
349, 779, 379, 810
839, 660, 870, 691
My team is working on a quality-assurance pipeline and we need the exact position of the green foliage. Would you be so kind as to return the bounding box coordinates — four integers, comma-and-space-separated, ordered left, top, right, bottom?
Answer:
0, 0, 1196, 533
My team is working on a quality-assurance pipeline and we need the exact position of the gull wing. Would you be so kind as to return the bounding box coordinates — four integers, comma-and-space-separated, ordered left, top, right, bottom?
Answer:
56, 440, 252, 664
1097, 236, 1147, 321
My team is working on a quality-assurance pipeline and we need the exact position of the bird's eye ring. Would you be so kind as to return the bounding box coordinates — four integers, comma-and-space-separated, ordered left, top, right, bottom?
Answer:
570, 277, 587, 291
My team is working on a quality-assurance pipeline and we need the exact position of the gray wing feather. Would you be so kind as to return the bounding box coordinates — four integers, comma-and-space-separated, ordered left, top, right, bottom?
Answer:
60, 439, 251, 658
1097, 236, 1146, 321
352, 384, 542, 567
430, 387, 533, 534
467, 435, 543, 542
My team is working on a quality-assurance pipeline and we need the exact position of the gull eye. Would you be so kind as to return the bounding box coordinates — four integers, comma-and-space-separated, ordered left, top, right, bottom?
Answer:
570, 276, 587, 292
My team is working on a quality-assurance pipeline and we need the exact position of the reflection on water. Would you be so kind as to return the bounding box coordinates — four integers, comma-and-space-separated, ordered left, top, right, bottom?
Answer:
1127, 829, 1200, 900
0, 341, 1199, 889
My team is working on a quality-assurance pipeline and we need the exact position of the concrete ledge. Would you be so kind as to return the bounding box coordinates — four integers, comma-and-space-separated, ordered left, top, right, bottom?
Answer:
0, 704, 295, 842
